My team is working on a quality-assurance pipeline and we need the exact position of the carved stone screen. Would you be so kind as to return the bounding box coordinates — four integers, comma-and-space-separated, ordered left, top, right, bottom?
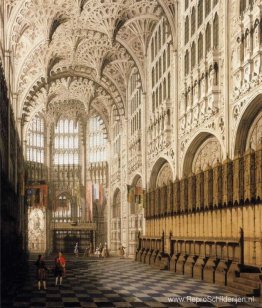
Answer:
26, 185, 48, 253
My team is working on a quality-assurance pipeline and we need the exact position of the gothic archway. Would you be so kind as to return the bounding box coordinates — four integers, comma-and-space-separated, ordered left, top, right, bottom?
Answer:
149, 158, 173, 189
182, 132, 223, 177
234, 94, 262, 155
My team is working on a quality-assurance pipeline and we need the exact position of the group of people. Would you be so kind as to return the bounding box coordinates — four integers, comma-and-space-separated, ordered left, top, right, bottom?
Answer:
35, 243, 125, 290
95, 242, 109, 258
35, 252, 66, 290
74, 242, 92, 257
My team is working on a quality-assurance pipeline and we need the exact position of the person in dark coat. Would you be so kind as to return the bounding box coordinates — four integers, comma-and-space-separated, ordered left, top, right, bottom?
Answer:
35, 254, 48, 290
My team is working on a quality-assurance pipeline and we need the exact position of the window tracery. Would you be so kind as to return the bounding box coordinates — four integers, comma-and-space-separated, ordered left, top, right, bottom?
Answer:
198, 33, 203, 63
53, 118, 79, 165
191, 8, 196, 36
206, 23, 211, 53
185, 16, 189, 44
205, 0, 211, 17
182, 0, 220, 134
128, 71, 142, 174
156, 162, 173, 188
148, 17, 172, 158
53, 193, 72, 223
88, 116, 107, 163
26, 114, 44, 163
198, 0, 203, 27
213, 13, 219, 49
247, 113, 262, 151
192, 137, 222, 173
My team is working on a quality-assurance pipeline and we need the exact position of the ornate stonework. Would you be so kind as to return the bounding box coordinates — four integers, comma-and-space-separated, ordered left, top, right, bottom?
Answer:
192, 137, 222, 173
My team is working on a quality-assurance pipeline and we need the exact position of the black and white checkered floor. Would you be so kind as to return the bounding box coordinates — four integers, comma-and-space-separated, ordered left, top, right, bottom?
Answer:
3, 256, 262, 307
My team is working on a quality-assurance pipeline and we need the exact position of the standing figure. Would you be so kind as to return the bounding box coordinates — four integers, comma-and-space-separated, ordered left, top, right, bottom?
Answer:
119, 245, 126, 259
102, 242, 109, 258
83, 245, 90, 257
74, 242, 79, 257
35, 254, 48, 290
54, 251, 66, 286
98, 243, 103, 258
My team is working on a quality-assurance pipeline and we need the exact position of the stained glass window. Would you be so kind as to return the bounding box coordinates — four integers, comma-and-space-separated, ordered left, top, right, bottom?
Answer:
88, 116, 108, 162
53, 119, 79, 165
27, 114, 44, 163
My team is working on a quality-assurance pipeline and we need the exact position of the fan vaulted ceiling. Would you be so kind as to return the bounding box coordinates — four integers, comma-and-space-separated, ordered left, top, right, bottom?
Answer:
4, 0, 175, 126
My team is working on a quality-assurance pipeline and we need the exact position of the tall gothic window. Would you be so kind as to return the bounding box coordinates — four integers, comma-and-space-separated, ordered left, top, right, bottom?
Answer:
191, 8, 196, 36
198, 0, 203, 27
240, 0, 246, 15
185, 50, 189, 75
88, 116, 107, 163
185, 16, 189, 44
150, 17, 171, 110
27, 113, 44, 163
213, 0, 218, 7
129, 72, 142, 136
191, 42, 196, 68
198, 33, 203, 63
205, 0, 211, 16
206, 23, 211, 53
53, 119, 79, 165
213, 14, 219, 49
185, 0, 189, 10
151, 40, 154, 60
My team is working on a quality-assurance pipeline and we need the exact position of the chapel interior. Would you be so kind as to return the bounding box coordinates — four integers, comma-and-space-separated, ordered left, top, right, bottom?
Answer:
0, 0, 262, 305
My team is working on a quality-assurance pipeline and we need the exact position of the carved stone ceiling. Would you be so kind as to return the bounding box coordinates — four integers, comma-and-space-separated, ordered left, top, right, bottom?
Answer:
5, 0, 175, 124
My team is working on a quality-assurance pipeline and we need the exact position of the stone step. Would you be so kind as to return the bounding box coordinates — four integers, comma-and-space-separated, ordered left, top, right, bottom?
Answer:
227, 281, 260, 296
234, 277, 260, 289
227, 280, 257, 293
240, 273, 262, 282
226, 286, 256, 297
